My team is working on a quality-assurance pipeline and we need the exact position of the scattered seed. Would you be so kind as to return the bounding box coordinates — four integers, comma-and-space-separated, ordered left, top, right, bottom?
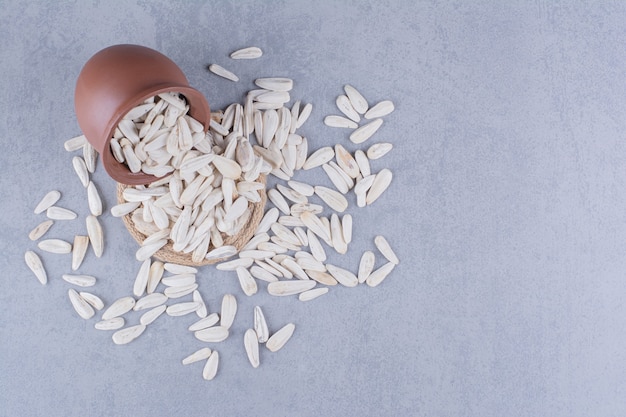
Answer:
46, 206, 77, 220
28, 220, 54, 241
209, 64, 239, 82
182, 347, 212, 365
298, 287, 329, 301
266, 323, 295, 352
349, 118, 383, 144
68, 289, 95, 319
24, 250, 46, 285
112, 325, 146, 345
95, 317, 125, 331
202, 351, 219, 380
34, 191, 61, 214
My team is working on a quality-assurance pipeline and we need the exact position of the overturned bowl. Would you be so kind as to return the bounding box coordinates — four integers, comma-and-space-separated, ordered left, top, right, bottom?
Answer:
74, 44, 211, 185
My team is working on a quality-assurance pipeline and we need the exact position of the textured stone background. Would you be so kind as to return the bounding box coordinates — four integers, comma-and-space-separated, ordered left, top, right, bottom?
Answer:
2, 1, 626, 416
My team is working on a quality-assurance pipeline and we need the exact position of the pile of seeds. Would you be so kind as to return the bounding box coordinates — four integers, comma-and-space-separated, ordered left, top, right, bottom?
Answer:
24, 45, 400, 380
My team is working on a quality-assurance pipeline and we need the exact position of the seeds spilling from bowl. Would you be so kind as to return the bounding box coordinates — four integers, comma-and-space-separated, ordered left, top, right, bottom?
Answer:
25, 46, 400, 381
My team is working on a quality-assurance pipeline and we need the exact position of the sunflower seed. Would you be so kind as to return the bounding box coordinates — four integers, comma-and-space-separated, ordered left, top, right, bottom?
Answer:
244, 328, 260, 368
307, 270, 338, 286
64, 135, 86, 151
161, 273, 196, 287
354, 174, 376, 206
276, 184, 307, 204
124, 102, 154, 120
34, 191, 61, 214
70, 235, 89, 271
364, 100, 395, 119
344, 85, 369, 114
330, 214, 348, 254
281, 258, 309, 280
204, 245, 237, 261
350, 118, 383, 144
296, 256, 325, 272
324, 115, 358, 129
354, 150, 371, 177
366, 262, 396, 287
299, 212, 330, 248
182, 348, 212, 365
46, 206, 77, 220
334, 144, 360, 178
62, 274, 96, 287
110, 202, 141, 217
257, 91, 290, 105
252, 306, 270, 344
72, 156, 90, 187
86, 215, 103, 257
255, 77, 293, 92
293, 227, 308, 246
102, 296, 136, 320
298, 287, 329, 302
220, 294, 237, 330
133, 292, 167, 311
136, 239, 166, 262
193, 290, 208, 318
110, 138, 125, 163
314, 186, 348, 212
28, 220, 53, 241
285, 181, 313, 198
265, 189, 289, 216
79, 291, 104, 310
209, 64, 239, 82
68, 289, 95, 319
374, 235, 399, 264
303, 230, 325, 264
203, 351, 219, 380
322, 163, 350, 194
195, 326, 229, 342
163, 263, 197, 274
366, 169, 393, 205
164, 283, 198, 299
336, 95, 360, 123
296, 103, 312, 129
266, 323, 295, 352
140, 305, 167, 325
189, 313, 221, 332
95, 317, 125, 331
341, 214, 353, 245
302, 146, 334, 170
267, 280, 316, 296
85, 181, 102, 216
367, 142, 393, 160
249, 265, 279, 282
295, 137, 308, 170
83, 142, 97, 173
37, 238, 71, 254
166, 302, 200, 317
112, 325, 146, 345
326, 264, 358, 287
235, 267, 258, 296
212, 155, 242, 179
24, 250, 46, 285
146, 261, 164, 294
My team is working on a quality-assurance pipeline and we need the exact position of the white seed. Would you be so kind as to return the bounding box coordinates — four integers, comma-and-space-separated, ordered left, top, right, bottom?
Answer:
133, 292, 167, 311
209, 64, 239, 82
287, 180, 314, 197
230, 46, 263, 59
94, 317, 125, 331
367, 142, 393, 160
112, 325, 146, 345
336, 95, 360, 123
253, 306, 269, 343
330, 213, 347, 254
324, 115, 358, 129
110, 202, 141, 217
205, 245, 238, 260
38, 238, 71, 254
146, 261, 164, 294
28, 220, 54, 241
136, 239, 166, 262
34, 191, 61, 214
212, 155, 242, 179
167, 302, 200, 316
364, 100, 395, 119
140, 305, 166, 325
244, 328, 260, 368
79, 291, 104, 310
354, 150, 371, 177
188, 313, 220, 331
220, 294, 237, 330
83, 142, 97, 173
281, 258, 309, 280
374, 235, 399, 264
254, 77, 293, 92
298, 287, 329, 301
357, 251, 376, 284
236, 267, 258, 296
335, 144, 360, 178
68, 289, 95, 319
366, 169, 393, 205
326, 264, 359, 287
86, 215, 103, 257
366, 262, 396, 287
307, 270, 338, 286
306, 229, 326, 263
276, 184, 307, 204
322, 163, 350, 194
250, 265, 279, 282
344, 85, 369, 114
193, 290, 208, 318
195, 326, 229, 343
46, 206, 77, 220
24, 250, 46, 285
267, 189, 290, 215
267, 280, 316, 296
266, 323, 295, 352
257, 91, 290, 105
216, 257, 255, 271
102, 296, 136, 320
123, 102, 154, 120
350, 118, 383, 144
314, 186, 348, 213
64, 135, 86, 152
161, 273, 196, 287
300, 211, 331, 243
302, 146, 334, 170
72, 156, 90, 187
71, 235, 89, 271
164, 283, 198, 299
62, 274, 96, 287
182, 348, 212, 365
86, 181, 102, 216
341, 214, 353, 244
163, 263, 198, 274
295, 137, 308, 170
202, 351, 219, 380
297, 103, 312, 128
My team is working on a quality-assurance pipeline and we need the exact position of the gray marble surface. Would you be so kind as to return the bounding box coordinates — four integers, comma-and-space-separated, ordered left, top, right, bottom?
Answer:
2, 1, 626, 416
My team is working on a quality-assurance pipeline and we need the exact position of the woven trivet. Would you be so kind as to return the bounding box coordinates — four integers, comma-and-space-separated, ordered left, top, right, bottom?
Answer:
116, 175, 267, 266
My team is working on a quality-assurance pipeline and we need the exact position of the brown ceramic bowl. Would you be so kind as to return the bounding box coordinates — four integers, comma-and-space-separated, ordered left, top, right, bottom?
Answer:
74, 44, 210, 185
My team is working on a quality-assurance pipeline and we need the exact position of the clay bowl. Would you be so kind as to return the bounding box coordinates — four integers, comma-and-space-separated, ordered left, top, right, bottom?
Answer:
74, 44, 210, 185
